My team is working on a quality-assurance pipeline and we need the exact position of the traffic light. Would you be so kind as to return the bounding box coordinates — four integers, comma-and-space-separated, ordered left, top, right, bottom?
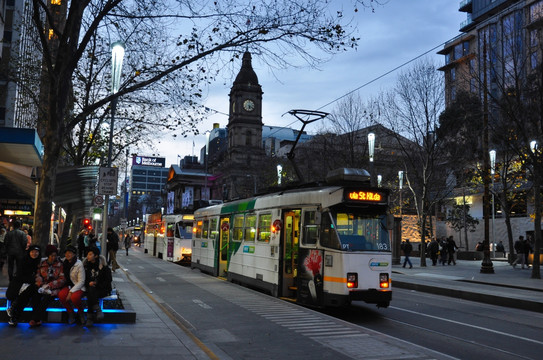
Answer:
83, 218, 92, 231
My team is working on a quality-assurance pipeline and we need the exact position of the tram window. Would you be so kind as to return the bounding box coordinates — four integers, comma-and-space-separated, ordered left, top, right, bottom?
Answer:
244, 214, 256, 242
210, 218, 219, 239
233, 214, 244, 241
320, 212, 341, 250
203, 220, 209, 239
257, 213, 271, 242
302, 226, 318, 245
166, 224, 174, 237
195, 220, 203, 238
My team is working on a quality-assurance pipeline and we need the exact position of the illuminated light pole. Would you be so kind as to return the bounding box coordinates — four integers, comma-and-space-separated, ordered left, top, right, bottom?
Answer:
377, 174, 382, 188
101, 41, 125, 255
277, 165, 282, 185
368, 133, 375, 186
398, 171, 404, 216
204, 131, 210, 201
490, 149, 496, 258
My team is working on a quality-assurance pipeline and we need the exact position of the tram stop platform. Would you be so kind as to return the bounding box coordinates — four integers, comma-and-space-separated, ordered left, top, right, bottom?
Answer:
0, 247, 542, 360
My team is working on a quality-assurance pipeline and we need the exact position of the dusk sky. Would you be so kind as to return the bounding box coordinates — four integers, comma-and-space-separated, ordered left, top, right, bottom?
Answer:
146, 0, 466, 166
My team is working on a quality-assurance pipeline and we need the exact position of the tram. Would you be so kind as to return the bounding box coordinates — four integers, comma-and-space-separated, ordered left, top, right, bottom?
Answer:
144, 213, 193, 263
191, 168, 392, 308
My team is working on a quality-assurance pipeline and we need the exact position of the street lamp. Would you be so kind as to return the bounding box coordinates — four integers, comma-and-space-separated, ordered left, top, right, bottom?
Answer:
377, 174, 382, 188
204, 131, 210, 201
490, 149, 496, 258
101, 41, 125, 255
398, 171, 404, 218
277, 165, 282, 185
368, 132, 375, 186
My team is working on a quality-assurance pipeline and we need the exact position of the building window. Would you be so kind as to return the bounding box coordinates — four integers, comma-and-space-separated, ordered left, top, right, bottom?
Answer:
445, 52, 451, 64
454, 43, 463, 60
0, 107, 5, 121
450, 68, 456, 82
530, 1, 543, 23
531, 51, 538, 69
51, 0, 62, 5
451, 86, 456, 101
3, 31, 12, 43
470, 78, 477, 93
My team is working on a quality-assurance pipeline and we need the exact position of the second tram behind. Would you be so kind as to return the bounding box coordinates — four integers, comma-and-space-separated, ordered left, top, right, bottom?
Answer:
191, 168, 392, 308
144, 214, 193, 263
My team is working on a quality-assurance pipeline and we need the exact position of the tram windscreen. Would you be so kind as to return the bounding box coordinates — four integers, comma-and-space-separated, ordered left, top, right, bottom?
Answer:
323, 212, 390, 252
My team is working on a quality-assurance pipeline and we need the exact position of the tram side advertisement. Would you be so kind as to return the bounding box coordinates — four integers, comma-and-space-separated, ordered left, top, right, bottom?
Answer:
297, 248, 324, 307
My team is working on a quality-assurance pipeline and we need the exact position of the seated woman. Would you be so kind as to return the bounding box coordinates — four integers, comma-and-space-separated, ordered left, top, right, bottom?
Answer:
83, 246, 112, 327
6, 244, 41, 326
30, 245, 65, 327
58, 245, 86, 325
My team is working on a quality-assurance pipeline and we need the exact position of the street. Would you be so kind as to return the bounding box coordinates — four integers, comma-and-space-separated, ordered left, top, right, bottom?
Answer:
325, 288, 543, 360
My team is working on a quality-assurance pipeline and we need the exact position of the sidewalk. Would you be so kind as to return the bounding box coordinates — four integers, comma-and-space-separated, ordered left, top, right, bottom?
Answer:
392, 256, 543, 312
0, 254, 212, 360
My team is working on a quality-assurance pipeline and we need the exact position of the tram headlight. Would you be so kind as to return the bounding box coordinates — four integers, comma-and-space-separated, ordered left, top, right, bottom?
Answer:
346, 273, 358, 289
379, 273, 390, 289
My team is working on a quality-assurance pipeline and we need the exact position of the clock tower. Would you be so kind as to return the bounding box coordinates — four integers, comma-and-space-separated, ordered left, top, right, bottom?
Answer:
227, 51, 264, 163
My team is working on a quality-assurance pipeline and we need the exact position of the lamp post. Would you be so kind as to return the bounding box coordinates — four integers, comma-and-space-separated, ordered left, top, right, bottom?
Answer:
377, 175, 382, 188
101, 41, 125, 255
398, 171, 404, 218
490, 149, 496, 258
277, 165, 282, 185
204, 131, 210, 201
368, 133, 375, 186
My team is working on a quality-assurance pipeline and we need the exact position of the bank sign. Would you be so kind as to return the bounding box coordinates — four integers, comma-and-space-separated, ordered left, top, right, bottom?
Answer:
132, 156, 166, 168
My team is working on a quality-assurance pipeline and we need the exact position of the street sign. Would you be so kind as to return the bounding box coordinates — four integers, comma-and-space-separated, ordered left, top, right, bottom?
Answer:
98, 167, 119, 195
94, 195, 104, 206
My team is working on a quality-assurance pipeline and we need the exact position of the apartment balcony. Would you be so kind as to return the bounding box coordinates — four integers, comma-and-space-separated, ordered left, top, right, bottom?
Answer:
459, 0, 473, 13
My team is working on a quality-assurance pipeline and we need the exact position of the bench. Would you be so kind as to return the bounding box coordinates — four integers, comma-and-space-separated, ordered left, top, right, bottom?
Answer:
0, 287, 136, 323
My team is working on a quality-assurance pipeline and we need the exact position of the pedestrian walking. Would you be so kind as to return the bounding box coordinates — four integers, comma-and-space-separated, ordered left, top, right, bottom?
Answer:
447, 236, 458, 265
4, 220, 28, 281
496, 241, 506, 258
401, 239, 413, 269
124, 234, 132, 256
107, 227, 120, 272
439, 238, 448, 265
523, 236, 533, 268
427, 238, 439, 266
512, 236, 526, 269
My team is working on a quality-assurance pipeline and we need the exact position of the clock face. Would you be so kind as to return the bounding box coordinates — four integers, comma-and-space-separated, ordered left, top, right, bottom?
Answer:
243, 99, 255, 112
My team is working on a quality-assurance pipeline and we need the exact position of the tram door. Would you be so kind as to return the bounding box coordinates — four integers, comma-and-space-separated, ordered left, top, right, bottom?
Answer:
218, 217, 230, 277
281, 210, 300, 297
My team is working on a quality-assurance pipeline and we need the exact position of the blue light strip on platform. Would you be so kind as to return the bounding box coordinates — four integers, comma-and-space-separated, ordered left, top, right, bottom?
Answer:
0, 306, 127, 314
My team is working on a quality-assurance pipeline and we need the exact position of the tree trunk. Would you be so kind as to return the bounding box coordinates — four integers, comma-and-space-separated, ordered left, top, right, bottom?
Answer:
34, 133, 62, 250
501, 191, 515, 264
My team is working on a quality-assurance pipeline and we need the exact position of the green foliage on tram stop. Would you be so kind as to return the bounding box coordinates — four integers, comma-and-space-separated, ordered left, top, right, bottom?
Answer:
445, 204, 479, 234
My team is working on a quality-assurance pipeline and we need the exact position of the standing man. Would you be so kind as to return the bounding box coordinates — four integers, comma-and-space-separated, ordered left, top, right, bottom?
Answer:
401, 239, 413, 269
106, 227, 120, 272
4, 220, 27, 281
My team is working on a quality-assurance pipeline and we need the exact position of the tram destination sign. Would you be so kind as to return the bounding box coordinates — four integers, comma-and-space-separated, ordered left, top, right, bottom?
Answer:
344, 189, 387, 204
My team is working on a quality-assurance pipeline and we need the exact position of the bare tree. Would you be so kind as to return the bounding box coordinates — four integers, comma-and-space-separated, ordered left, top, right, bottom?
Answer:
377, 58, 446, 267
18, 0, 380, 249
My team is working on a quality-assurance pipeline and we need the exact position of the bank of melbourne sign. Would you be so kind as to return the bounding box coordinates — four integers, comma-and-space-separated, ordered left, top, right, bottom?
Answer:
132, 156, 166, 168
